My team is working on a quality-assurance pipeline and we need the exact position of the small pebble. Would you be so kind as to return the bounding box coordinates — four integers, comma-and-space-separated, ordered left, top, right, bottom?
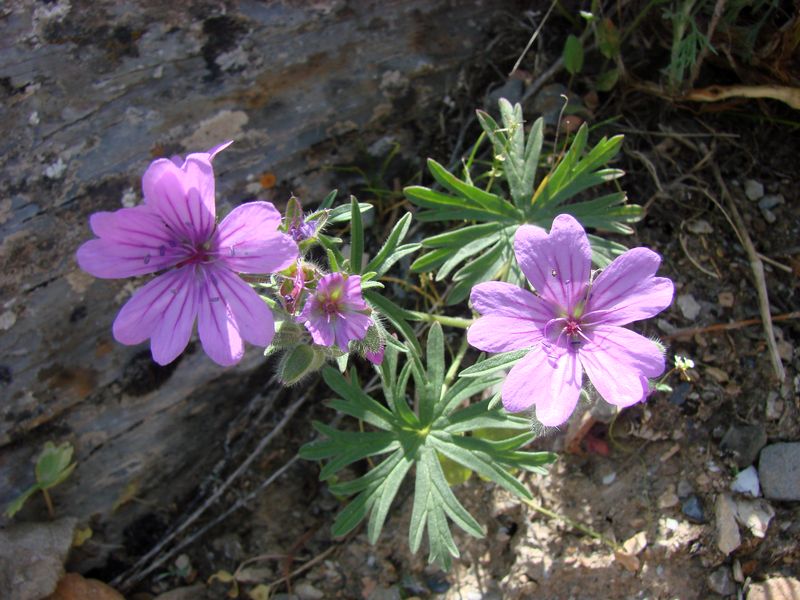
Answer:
686, 219, 713, 234
758, 194, 784, 210
602, 472, 617, 485
658, 489, 680, 509
707, 566, 736, 596
718, 291, 735, 307
744, 179, 764, 201
681, 495, 705, 523
677, 294, 701, 320
731, 466, 760, 497
765, 392, 783, 420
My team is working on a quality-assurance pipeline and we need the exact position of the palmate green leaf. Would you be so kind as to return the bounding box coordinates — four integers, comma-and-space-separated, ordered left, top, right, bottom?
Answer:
405, 98, 641, 299
303, 322, 555, 568
409, 446, 484, 568
365, 212, 413, 275
300, 422, 399, 480
364, 291, 422, 355
459, 349, 529, 378
435, 374, 504, 419
426, 159, 522, 220
326, 200, 372, 224
438, 399, 532, 434
322, 368, 397, 431
429, 432, 533, 500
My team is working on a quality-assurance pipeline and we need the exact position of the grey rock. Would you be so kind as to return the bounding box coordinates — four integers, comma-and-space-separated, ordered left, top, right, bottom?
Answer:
682, 495, 706, 523
733, 497, 774, 538
486, 78, 525, 110
715, 494, 741, 555
759, 442, 800, 501
677, 293, 702, 320
744, 179, 764, 201
758, 194, 784, 210
746, 577, 800, 600
0, 517, 77, 600
707, 566, 736, 596
720, 425, 767, 468
730, 465, 760, 497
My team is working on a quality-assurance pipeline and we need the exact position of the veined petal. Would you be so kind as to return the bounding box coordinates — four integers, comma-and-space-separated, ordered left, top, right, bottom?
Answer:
579, 325, 665, 407
341, 275, 368, 311
213, 202, 298, 274
470, 281, 555, 321
77, 207, 188, 278
112, 266, 198, 365
585, 247, 674, 326
502, 348, 583, 426
332, 312, 371, 349
467, 316, 544, 353
196, 265, 275, 366
514, 215, 591, 313
142, 158, 216, 245
303, 312, 335, 347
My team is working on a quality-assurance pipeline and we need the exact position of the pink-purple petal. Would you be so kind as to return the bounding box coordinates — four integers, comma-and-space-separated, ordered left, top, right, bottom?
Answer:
579, 325, 665, 407
203, 265, 275, 348
514, 215, 592, 312
112, 266, 198, 365
586, 247, 675, 326
149, 268, 199, 365
470, 281, 554, 321
213, 202, 298, 274
502, 348, 583, 426
197, 276, 244, 367
77, 207, 188, 278
341, 275, 368, 311
304, 313, 335, 347
333, 312, 372, 349
467, 316, 544, 353
142, 159, 215, 245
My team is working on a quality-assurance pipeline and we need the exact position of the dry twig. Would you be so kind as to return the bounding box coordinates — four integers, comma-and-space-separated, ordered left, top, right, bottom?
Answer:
710, 163, 786, 382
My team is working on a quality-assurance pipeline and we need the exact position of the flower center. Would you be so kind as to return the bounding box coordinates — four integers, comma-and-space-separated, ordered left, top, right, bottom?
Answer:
322, 298, 340, 315
564, 318, 581, 337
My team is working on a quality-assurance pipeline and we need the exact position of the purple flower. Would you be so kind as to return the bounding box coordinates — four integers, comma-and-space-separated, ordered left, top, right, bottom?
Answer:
299, 273, 372, 349
467, 214, 674, 426
76, 143, 298, 366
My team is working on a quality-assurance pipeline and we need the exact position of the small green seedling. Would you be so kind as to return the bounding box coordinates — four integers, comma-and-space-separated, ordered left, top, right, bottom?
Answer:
5, 441, 77, 518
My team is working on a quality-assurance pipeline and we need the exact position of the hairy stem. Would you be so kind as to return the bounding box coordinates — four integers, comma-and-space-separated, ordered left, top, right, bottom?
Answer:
407, 311, 473, 329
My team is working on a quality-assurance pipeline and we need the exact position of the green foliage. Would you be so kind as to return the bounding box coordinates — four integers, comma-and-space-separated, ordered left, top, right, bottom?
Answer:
6, 441, 77, 518
564, 34, 584, 75
300, 323, 556, 568
404, 98, 641, 303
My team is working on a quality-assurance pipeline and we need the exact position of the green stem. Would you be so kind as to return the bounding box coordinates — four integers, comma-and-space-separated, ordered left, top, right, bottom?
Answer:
407, 311, 473, 329
42, 488, 55, 519
444, 336, 470, 389
522, 498, 619, 551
